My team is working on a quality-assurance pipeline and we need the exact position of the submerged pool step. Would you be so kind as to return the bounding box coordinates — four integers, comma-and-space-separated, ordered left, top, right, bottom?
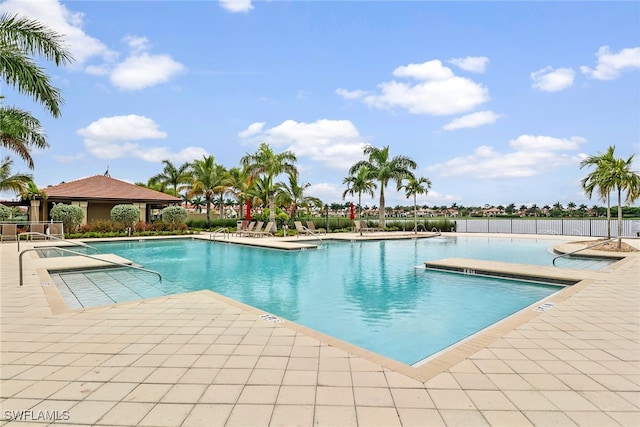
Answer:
51, 268, 183, 309
423, 258, 600, 286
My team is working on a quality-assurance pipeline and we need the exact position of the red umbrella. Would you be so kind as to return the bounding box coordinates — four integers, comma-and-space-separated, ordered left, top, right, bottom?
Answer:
349, 202, 355, 220
245, 200, 251, 220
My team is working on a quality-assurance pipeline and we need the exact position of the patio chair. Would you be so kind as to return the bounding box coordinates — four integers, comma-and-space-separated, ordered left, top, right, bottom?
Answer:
0, 223, 18, 242
236, 221, 255, 236
250, 221, 275, 237
241, 221, 263, 237
48, 223, 64, 239
306, 221, 325, 234
29, 223, 47, 240
294, 221, 311, 236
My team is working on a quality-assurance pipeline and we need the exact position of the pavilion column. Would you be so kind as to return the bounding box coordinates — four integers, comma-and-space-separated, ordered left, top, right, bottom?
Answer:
135, 203, 147, 222
71, 201, 89, 225
29, 200, 40, 222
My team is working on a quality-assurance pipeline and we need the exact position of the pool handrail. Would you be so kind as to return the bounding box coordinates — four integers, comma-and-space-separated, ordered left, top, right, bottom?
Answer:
17, 232, 99, 253
209, 227, 230, 241
431, 227, 442, 236
300, 225, 323, 247
552, 238, 617, 266
19, 247, 162, 287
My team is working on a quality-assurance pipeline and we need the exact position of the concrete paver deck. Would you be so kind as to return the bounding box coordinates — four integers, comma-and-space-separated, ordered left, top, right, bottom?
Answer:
1, 232, 638, 426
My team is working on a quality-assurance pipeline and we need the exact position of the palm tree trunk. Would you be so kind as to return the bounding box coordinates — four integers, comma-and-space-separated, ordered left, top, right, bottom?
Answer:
269, 193, 277, 232
379, 186, 385, 229
606, 194, 611, 239
414, 194, 417, 234
206, 197, 211, 228
617, 187, 622, 249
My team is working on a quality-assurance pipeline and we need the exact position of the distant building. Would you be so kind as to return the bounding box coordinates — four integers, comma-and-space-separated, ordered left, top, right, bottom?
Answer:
31, 175, 181, 224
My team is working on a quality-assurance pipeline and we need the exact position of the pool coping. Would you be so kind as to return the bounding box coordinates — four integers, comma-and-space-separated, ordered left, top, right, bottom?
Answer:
24, 233, 637, 382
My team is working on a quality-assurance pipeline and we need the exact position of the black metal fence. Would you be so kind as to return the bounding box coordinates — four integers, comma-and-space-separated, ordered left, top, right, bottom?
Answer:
454, 218, 640, 237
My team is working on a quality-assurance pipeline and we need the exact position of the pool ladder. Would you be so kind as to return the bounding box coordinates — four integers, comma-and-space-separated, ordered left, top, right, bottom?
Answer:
18, 246, 162, 287
209, 227, 230, 241
552, 238, 617, 266
16, 232, 99, 253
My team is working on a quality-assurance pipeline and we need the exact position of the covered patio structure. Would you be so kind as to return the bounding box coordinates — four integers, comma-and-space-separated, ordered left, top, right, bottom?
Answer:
31, 175, 182, 224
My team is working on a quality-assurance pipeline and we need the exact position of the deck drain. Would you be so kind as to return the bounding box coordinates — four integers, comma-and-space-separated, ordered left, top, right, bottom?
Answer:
534, 302, 554, 312
260, 313, 283, 323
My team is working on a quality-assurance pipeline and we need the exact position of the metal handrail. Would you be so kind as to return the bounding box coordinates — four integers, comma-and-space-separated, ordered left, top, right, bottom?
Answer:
552, 238, 616, 266
301, 225, 324, 246
17, 232, 98, 253
431, 227, 442, 236
19, 247, 162, 286
209, 227, 230, 241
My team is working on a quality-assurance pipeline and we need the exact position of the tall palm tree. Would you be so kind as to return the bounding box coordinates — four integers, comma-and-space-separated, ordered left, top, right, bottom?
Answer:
581, 146, 616, 238
342, 165, 377, 219
188, 155, 228, 227
149, 159, 192, 197
607, 154, 640, 248
1, 13, 73, 168
277, 171, 322, 218
240, 142, 297, 230
20, 180, 46, 202
227, 167, 252, 220
0, 107, 48, 169
0, 155, 32, 194
349, 145, 417, 229
399, 176, 432, 234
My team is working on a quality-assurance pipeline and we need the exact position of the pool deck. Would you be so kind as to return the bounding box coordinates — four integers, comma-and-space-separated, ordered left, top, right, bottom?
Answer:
1, 232, 638, 426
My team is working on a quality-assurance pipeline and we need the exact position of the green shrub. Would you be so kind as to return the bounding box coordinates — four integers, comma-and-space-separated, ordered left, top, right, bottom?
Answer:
0, 204, 11, 221
50, 204, 84, 233
110, 204, 140, 229
162, 205, 187, 229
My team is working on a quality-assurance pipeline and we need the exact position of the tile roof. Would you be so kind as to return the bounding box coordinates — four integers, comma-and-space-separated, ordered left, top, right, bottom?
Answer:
41, 175, 182, 203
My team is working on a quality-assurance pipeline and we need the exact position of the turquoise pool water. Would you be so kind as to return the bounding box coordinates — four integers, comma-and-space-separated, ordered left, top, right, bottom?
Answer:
51, 236, 595, 365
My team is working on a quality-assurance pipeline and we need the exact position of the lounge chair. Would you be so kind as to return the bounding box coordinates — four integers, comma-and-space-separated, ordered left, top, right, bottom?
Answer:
0, 223, 18, 242
236, 221, 255, 236
356, 220, 379, 233
294, 221, 311, 236
30, 223, 47, 240
241, 221, 262, 237
250, 222, 275, 237
48, 223, 64, 239
306, 221, 325, 234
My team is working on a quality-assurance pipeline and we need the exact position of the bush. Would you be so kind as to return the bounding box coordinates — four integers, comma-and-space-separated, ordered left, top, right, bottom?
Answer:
50, 204, 84, 233
162, 205, 187, 229
0, 204, 11, 221
110, 204, 140, 229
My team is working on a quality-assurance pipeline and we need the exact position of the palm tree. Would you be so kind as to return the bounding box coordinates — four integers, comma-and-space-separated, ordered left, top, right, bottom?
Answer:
342, 165, 377, 219
277, 171, 322, 218
349, 145, 417, 229
581, 146, 617, 238
188, 155, 228, 227
607, 154, 640, 248
581, 146, 640, 247
240, 142, 297, 231
399, 176, 432, 234
149, 160, 191, 197
227, 167, 252, 220
1, 13, 73, 168
0, 155, 32, 194
20, 180, 46, 202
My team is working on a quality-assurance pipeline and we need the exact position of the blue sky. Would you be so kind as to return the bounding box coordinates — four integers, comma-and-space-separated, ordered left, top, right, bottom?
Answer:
1, 0, 639, 208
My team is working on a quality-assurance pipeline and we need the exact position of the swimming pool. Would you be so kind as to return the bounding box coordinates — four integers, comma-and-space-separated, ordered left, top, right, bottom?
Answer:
50, 236, 600, 365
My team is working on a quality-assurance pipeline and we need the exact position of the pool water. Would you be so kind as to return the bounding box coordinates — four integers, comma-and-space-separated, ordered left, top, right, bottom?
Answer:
50, 236, 590, 365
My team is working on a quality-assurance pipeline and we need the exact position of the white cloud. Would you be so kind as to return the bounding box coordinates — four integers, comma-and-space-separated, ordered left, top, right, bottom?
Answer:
508, 135, 586, 152
108, 36, 185, 90
427, 135, 586, 180
53, 153, 85, 163
530, 67, 575, 92
238, 119, 367, 169
77, 115, 208, 163
238, 122, 265, 138
309, 183, 345, 204
0, 0, 116, 68
442, 110, 503, 131
580, 46, 640, 80
448, 56, 489, 73
342, 59, 489, 116
219, 0, 253, 13
335, 88, 368, 100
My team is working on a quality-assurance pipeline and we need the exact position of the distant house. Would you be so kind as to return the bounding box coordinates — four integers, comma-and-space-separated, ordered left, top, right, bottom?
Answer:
31, 175, 181, 224
483, 207, 502, 217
